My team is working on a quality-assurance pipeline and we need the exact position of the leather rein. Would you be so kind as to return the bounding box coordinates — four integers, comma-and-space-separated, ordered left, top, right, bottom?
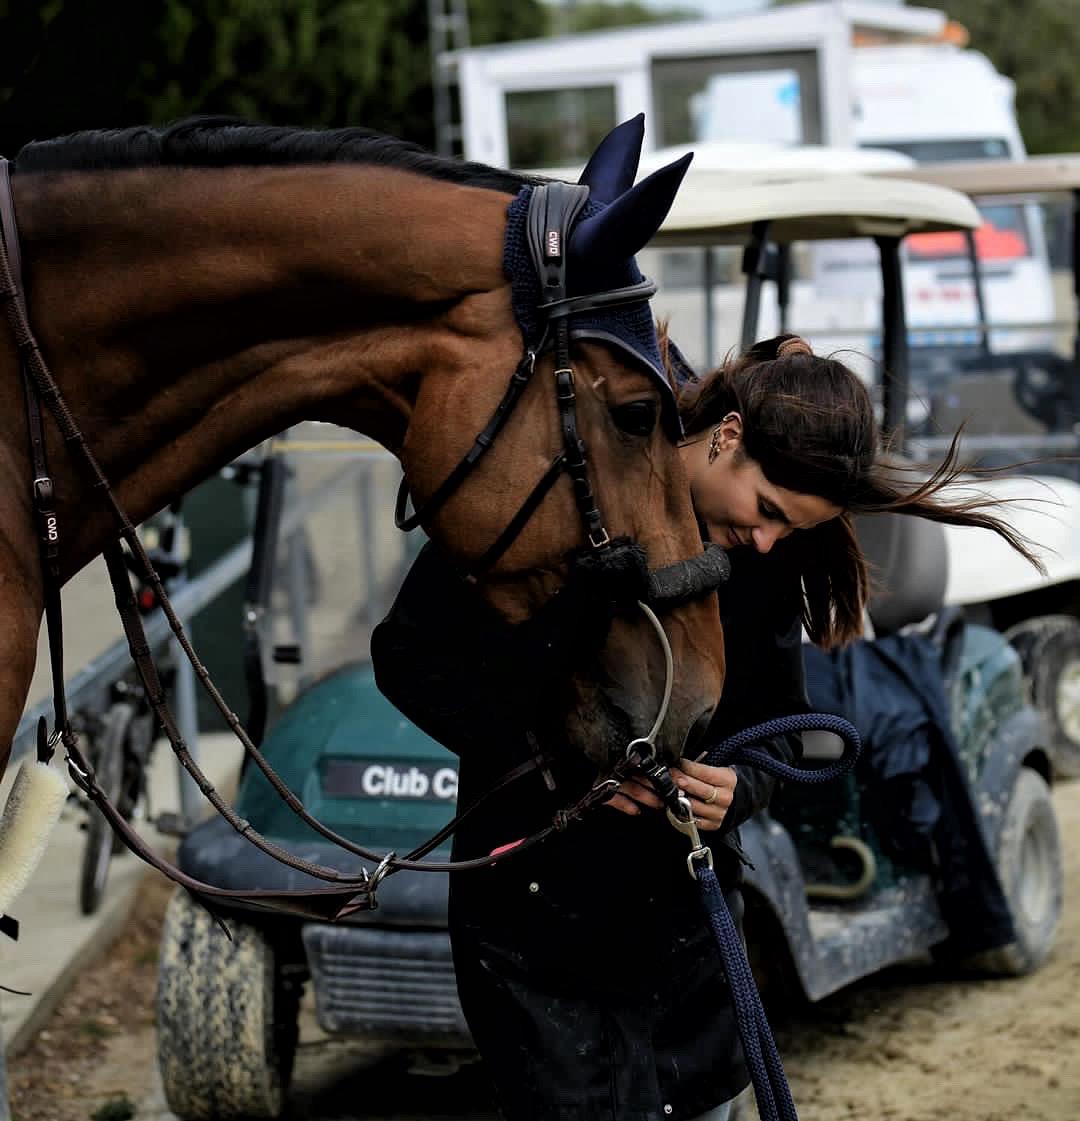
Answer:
0, 169, 727, 922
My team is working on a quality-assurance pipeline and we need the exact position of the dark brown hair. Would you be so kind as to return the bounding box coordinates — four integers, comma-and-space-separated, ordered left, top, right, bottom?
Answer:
678, 334, 1042, 648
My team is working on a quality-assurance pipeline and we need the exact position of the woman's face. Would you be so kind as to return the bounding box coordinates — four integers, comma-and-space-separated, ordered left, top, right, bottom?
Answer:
681, 413, 842, 553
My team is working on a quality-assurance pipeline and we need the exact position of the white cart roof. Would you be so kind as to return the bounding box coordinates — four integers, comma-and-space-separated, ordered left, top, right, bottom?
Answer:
651, 171, 981, 247
877, 154, 1080, 198
526, 142, 915, 183
637, 142, 914, 178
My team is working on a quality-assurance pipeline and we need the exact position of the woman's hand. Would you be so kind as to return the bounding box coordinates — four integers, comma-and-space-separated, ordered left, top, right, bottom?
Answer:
673, 759, 737, 831
604, 761, 737, 831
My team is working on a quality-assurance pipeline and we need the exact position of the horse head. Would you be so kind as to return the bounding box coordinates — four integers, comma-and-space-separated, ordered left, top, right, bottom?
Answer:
398, 116, 725, 763
0, 115, 723, 787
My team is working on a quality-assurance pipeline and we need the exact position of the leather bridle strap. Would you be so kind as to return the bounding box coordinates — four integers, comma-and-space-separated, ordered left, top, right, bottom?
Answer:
0, 159, 70, 764
395, 182, 658, 575
0, 164, 603, 918
394, 347, 539, 533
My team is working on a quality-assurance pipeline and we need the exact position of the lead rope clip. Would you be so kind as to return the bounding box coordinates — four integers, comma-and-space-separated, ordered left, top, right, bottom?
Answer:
666, 792, 714, 880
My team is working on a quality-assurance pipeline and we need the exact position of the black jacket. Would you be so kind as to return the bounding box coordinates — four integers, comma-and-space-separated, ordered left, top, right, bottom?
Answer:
371, 543, 808, 1121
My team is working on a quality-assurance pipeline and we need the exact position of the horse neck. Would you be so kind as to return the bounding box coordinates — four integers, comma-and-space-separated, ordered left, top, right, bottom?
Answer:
4, 163, 516, 578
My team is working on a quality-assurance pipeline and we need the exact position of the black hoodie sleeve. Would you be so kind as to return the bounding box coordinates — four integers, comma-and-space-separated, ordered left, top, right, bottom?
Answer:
705, 550, 810, 836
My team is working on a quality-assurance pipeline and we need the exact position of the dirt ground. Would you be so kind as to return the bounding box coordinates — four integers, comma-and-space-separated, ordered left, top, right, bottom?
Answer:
10, 782, 1080, 1121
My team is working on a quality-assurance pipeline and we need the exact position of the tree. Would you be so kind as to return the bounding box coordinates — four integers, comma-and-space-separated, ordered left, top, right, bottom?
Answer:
0, 0, 546, 153
945, 0, 1080, 155
550, 1, 698, 35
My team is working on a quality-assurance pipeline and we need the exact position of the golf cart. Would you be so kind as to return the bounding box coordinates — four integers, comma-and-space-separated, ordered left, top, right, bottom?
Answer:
871, 156, 1080, 778
153, 175, 1062, 1120
155, 432, 468, 1120
648, 169, 1062, 1000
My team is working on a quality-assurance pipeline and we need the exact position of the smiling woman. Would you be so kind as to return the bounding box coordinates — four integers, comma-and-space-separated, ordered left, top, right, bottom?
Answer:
371, 328, 1049, 1121
677, 332, 1043, 648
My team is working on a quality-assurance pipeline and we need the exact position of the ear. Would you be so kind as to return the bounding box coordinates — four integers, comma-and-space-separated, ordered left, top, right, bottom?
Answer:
568, 153, 693, 273
577, 114, 645, 204
721, 412, 743, 442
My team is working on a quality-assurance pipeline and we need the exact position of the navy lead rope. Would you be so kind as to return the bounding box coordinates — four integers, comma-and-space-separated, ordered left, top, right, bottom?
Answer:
690, 712, 862, 1121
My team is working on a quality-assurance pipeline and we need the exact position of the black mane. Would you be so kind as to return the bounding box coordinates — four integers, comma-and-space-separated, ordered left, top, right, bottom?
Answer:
14, 116, 528, 195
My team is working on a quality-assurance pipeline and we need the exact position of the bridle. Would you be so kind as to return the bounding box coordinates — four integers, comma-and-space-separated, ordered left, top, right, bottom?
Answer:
0, 167, 728, 923
396, 182, 657, 575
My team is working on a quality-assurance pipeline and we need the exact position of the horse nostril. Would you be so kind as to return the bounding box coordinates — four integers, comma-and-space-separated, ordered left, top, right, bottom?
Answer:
683, 707, 714, 758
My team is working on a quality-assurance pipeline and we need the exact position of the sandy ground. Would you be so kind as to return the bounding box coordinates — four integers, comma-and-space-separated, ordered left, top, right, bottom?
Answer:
772, 777, 1080, 1121
9, 781, 1080, 1121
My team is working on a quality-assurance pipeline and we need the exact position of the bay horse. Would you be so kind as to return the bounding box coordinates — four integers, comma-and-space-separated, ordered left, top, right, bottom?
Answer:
0, 115, 726, 910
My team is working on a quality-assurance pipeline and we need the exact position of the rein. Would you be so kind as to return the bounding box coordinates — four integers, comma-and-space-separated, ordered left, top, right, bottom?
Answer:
0, 167, 726, 923
641, 712, 863, 1121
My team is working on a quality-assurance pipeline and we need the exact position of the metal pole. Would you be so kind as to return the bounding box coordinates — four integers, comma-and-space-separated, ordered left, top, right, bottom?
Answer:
284, 530, 312, 692
1071, 189, 1080, 371
703, 247, 717, 369
360, 465, 381, 633
776, 243, 792, 336
877, 236, 909, 450
428, 0, 452, 157
1066, 188, 1080, 439
740, 221, 771, 351
964, 227, 991, 361
169, 607, 202, 828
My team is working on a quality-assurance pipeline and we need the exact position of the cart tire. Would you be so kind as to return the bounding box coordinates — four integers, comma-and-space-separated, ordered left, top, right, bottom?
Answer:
78, 702, 133, 915
1005, 614, 1080, 777
157, 889, 299, 1119
979, 767, 1062, 976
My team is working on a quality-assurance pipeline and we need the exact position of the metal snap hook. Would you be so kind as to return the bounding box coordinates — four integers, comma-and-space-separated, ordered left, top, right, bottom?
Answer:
367, 851, 396, 903
666, 793, 714, 879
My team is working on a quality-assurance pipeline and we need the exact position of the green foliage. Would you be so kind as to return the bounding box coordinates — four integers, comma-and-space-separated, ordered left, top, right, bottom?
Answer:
550, 1, 699, 34
0, 0, 545, 152
946, 0, 1080, 154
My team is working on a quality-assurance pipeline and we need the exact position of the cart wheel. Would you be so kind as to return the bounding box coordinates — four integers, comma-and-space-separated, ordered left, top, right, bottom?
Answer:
1005, 614, 1080, 777
980, 767, 1062, 976
79, 702, 133, 915
157, 889, 300, 1120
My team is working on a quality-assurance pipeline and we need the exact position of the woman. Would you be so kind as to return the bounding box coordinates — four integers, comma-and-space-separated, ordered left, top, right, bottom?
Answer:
371, 333, 1036, 1121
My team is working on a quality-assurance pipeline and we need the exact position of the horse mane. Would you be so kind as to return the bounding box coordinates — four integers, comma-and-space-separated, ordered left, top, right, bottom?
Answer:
13, 116, 529, 195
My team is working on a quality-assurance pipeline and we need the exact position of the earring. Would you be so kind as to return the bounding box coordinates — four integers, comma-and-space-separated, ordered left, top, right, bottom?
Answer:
708, 414, 738, 464
708, 425, 723, 464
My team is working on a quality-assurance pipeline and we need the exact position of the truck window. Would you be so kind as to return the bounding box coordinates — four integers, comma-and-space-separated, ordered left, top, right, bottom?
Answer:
505, 86, 617, 169
651, 50, 823, 148
907, 202, 1033, 264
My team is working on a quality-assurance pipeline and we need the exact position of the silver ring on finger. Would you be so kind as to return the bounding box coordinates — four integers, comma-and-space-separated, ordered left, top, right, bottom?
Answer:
703, 784, 719, 806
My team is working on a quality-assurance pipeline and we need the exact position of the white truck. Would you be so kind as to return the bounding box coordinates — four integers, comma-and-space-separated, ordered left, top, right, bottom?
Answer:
450, 2, 1056, 371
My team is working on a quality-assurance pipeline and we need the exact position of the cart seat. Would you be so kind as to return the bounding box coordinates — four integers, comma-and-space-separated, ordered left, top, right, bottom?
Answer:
856, 510, 948, 637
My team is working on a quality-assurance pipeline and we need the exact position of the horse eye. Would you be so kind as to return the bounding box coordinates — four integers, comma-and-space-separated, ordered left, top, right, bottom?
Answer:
611, 400, 658, 437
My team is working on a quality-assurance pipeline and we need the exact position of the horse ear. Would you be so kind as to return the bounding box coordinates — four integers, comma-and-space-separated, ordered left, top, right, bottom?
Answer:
569, 152, 693, 271
577, 114, 646, 204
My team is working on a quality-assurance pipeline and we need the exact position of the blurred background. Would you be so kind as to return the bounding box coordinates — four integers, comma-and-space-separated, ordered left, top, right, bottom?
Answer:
6, 0, 1080, 722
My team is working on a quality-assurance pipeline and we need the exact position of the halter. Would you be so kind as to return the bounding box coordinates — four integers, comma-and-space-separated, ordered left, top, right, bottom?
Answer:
0, 167, 728, 924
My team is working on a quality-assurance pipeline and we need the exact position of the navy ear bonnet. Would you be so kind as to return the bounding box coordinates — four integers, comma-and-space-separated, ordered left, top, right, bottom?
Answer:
502, 115, 696, 438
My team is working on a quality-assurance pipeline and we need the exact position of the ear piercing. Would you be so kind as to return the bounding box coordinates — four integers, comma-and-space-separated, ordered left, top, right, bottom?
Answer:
708, 426, 723, 464
707, 414, 739, 464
